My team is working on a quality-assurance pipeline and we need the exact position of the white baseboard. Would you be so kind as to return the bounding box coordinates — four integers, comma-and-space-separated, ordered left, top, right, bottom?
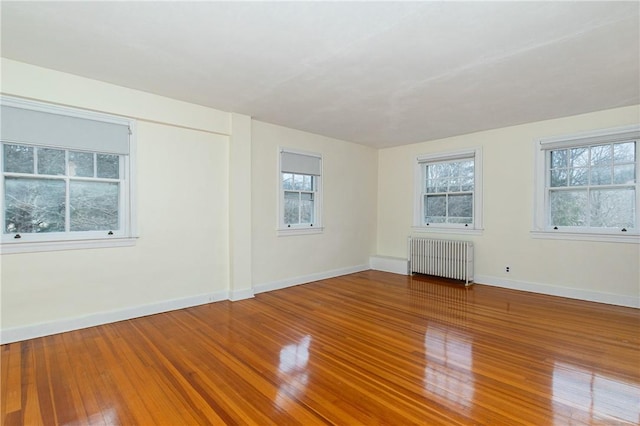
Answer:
370, 255, 409, 275
475, 274, 640, 309
253, 264, 370, 294
229, 288, 255, 301
1, 264, 367, 344
7, 267, 633, 344
0, 290, 229, 345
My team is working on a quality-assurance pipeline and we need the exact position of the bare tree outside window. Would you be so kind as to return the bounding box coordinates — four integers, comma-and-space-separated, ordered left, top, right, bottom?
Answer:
282, 172, 315, 225
3, 143, 122, 235
424, 159, 474, 225
548, 141, 636, 229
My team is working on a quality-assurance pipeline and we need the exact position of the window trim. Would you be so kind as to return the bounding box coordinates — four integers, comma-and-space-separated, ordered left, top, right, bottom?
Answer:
413, 147, 483, 234
277, 147, 323, 236
532, 124, 640, 244
1, 96, 137, 254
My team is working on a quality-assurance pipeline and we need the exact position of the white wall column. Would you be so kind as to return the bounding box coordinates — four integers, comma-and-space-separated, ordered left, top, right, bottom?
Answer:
229, 113, 254, 300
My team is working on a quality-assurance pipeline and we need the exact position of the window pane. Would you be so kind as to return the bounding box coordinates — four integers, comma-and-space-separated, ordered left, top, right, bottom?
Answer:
300, 192, 314, 223
614, 164, 635, 185
614, 142, 635, 163
424, 216, 446, 224
293, 174, 306, 190
427, 164, 445, 180
448, 194, 472, 220
448, 178, 460, 192
550, 190, 587, 226
428, 178, 438, 192
97, 154, 120, 179
4, 177, 65, 233
69, 151, 94, 177
37, 148, 65, 175
590, 144, 612, 166
284, 191, 299, 224
282, 173, 294, 190
589, 188, 635, 228
301, 175, 313, 191
3, 144, 34, 174
70, 181, 119, 231
568, 168, 588, 186
590, 166, 612, 185
425, 195, 446, 222
460, 177, 474, 192
550, 169, 568, 187
570, 147, 589, 168
436, 178, 449, 193
551, 150, 568, 168
460, 160, 474, 178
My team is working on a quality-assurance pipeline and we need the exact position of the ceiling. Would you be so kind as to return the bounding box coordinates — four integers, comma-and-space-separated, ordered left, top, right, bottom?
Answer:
1, 1, 639, 148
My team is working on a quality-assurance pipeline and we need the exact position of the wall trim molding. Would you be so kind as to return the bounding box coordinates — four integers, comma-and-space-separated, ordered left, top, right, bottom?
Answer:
253, 264, 370, 294
369, 255, 409, 275
7, 268, 633, 344
1, 264, 368, 344
475, 274, 640, 309
229, 288, 255, 301
0, 290, 229, 344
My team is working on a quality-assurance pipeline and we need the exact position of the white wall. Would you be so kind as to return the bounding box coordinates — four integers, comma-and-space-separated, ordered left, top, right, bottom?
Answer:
1, 57, 637, 343
251, 121, 378, 291
0, 59, 379, 342
377, 106, 640, 307
1, 60, 232, 341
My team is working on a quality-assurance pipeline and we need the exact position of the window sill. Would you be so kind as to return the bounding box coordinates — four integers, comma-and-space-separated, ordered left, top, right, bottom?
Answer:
277, 227, 324, 237
1, 237, 138, 254
412, 226, 483, 236
530, 230, 639, 244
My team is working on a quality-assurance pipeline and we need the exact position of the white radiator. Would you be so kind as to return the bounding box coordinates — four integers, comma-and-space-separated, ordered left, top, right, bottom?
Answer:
408, 237, 474, 285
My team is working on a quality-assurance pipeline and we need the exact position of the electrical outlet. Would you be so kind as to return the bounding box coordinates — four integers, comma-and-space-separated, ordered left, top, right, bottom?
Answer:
506, 266, 510, 272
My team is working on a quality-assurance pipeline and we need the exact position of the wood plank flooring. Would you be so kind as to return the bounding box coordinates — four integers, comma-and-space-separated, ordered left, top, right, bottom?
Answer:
2, 270, 639, 425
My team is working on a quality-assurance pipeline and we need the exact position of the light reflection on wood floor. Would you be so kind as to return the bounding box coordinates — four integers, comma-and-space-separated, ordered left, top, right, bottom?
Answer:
2, 270, 639, 425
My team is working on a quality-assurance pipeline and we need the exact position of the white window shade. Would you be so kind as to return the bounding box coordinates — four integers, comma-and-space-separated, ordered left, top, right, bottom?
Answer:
539, 125, 639, 150
1, 105, 130, 155
417, 151, 474, 164
281, 151, 321, 176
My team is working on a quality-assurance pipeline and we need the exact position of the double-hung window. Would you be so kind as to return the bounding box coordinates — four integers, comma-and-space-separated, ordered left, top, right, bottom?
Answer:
414, 148, 483, 233
1, 96, 136, 253
279, 149, 322, 235
534, 125, 639, 242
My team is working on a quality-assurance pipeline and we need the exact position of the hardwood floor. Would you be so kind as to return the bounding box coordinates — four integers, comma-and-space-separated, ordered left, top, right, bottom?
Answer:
2, 270, 639, 425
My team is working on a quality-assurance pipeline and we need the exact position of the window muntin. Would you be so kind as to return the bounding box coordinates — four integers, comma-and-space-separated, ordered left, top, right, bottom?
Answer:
3, 143, 124, 237
546, 140, 637, 230
423, 159, 474, 225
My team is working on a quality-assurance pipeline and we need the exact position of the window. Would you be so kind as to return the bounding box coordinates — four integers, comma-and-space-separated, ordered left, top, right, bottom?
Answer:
1, 96, 136, 253
533, 125, 639, 243
279, 149, 322, 235
414, 148, 483, 233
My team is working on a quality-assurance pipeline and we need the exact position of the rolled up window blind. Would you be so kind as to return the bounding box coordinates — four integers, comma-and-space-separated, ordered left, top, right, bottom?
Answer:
281, 150, 321, 176
1, 105, 130, 155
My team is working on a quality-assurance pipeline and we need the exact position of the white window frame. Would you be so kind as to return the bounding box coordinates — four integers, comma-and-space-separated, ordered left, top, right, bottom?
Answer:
1, 96, 137, 254
532, 124, 640, 244
413, 147, 483, 234
278, 148, 323, 236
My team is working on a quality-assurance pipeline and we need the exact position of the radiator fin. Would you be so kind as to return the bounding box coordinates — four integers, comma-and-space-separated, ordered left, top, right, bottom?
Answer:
408, 237, 474, 285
